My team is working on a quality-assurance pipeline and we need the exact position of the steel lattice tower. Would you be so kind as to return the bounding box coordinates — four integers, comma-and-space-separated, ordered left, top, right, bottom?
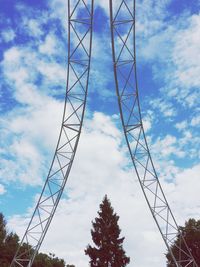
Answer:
10, 1, 197, 267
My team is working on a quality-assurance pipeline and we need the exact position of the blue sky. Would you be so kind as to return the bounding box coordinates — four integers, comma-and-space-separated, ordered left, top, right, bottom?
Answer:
0, 0, 200, 266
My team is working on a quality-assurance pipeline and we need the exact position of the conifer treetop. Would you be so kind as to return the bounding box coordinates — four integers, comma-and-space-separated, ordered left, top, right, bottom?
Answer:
85, 195, 130, 267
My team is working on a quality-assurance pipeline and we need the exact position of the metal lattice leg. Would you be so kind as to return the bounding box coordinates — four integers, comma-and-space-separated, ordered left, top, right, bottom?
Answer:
10, 1, 94, 266
109, 0, 197, 266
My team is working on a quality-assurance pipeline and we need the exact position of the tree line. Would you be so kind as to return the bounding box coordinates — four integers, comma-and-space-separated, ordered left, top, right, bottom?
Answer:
1, 195, 200, 266
0, 212, 75, 267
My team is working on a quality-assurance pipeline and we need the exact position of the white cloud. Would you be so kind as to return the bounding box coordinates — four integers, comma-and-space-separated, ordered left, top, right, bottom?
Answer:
3, 47, 21, 63
175, 120, 188, 131
15, 4, 48, 39
191, 115, 200, 127
0, 44, 65, 186
2, 42, 66, 97
142, 110, 154, 132
179, 130, 192, 145
153, 13, 200, 109
151, 134, 185, 159
168, 164, 200, 221
134, 7, 200, 121
28, 19, 44, 37
37, 61, 66, 87
172, 14, 200, 90
0, 91, 63, 185
0, 184, 6, 195
1, 28, 16, 42
7, 112, 166, 267
7, 112, 200, 267
2, 47, 37, 90
39, 34, 58, 55
49, 0, 68, 28
149, 97, 177, 118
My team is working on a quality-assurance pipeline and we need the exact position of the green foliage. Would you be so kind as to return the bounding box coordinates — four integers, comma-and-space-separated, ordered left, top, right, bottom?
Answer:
85, 195, 130, 267
33, 252, 65, 267
0, 212, 70, 267
166, 218, 200, 266
0, 213, 19, 266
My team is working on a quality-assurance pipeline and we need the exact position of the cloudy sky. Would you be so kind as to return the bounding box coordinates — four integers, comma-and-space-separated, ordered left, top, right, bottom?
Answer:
0, 0, 200, 266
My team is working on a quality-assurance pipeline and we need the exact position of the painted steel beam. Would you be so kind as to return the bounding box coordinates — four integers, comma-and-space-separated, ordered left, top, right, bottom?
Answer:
10, 1, 94, 266
109, 0, 197, 266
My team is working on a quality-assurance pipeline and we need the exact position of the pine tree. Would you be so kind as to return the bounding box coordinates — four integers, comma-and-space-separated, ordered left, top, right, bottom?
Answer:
85, 195, 130, 267
166, 218, 200, 266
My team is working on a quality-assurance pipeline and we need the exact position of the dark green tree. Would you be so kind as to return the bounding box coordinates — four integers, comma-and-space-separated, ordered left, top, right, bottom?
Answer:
85, 195, 130, 267
166, 218, 200, 266
33, 252, 65, 267
0, 212, 67, 267
0, 213, 19, 266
